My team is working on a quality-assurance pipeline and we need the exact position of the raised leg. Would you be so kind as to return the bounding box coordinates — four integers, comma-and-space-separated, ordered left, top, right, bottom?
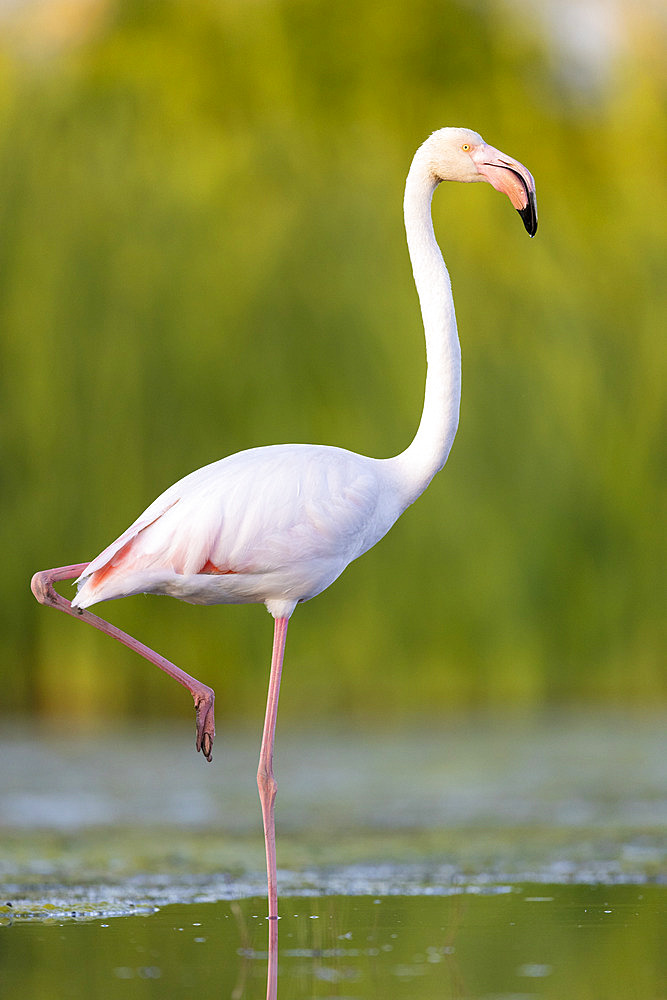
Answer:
30, 564, 216, 761
257, 616, 289, 921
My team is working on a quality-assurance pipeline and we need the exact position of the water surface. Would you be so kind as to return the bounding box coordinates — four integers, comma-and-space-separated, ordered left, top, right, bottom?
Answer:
2, 887, 664, 999
1, 713, 664, 998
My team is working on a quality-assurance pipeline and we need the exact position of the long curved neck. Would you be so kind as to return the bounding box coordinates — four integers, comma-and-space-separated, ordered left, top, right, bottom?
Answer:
392, 148, 461, 505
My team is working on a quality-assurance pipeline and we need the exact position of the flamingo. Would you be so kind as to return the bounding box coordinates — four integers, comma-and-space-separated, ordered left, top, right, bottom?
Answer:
31, 127, 537, 921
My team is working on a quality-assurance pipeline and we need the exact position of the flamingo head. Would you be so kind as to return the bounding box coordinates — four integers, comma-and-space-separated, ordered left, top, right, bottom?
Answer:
425, 127, 538, 237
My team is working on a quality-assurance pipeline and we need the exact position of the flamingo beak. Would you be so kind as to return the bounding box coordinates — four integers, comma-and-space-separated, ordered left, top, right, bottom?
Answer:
472, 144, 538, 237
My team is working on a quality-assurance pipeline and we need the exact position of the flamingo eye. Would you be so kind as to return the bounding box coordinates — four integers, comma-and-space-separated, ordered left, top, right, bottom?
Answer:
461, 143, 472, 152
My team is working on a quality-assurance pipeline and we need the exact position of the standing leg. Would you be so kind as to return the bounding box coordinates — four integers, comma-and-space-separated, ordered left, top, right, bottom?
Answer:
257, 616, 289, 922
30, 564, 216, 760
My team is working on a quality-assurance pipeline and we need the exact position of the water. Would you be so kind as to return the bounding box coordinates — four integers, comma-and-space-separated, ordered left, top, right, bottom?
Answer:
2, 888, 664, 998
0, 713, 665, 997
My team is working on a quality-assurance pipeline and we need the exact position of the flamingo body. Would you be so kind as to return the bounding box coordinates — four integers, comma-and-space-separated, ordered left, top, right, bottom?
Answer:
32, 126, 537, 926
71, 128, 537, 628
72, 444, 406, 618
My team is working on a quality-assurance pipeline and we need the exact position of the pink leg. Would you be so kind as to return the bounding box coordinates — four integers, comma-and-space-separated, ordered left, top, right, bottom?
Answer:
257, 616, 289, 922
30, 564, 216, 761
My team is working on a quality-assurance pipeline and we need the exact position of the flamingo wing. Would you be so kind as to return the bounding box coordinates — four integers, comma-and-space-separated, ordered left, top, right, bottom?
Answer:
73, 444, 394, 611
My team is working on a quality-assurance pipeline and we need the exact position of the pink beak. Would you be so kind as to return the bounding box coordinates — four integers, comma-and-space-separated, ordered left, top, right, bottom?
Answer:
472, 144, 538, 236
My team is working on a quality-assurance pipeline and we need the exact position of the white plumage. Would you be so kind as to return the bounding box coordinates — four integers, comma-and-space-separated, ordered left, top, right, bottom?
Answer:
73, 444, 405, 619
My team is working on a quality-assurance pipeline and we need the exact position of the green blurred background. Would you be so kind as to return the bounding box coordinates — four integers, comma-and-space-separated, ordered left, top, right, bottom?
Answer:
1, 0, 664, 728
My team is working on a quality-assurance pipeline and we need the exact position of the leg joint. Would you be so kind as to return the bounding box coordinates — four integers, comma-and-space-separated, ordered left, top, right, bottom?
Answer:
30, 572, 54, 606
257, 765, 277, 802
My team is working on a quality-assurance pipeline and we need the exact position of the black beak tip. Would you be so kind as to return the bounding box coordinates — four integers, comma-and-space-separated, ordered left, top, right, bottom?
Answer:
518, 196, 538, 237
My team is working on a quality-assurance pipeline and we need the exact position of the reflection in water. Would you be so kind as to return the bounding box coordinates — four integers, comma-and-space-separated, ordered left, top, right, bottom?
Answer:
261, 898, 462, 999
230, 900, 278, 999
267, 916, 278, 1000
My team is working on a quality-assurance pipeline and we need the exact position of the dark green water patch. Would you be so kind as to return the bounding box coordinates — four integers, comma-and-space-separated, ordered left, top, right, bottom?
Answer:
1, 887, 665, 999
